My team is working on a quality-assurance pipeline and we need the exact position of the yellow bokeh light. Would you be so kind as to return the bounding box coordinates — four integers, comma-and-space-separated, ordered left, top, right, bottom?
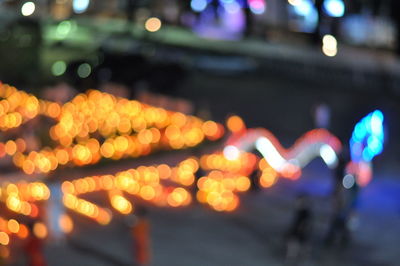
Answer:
145, 17, 162, 32
7, 219, 19, 234
227, 115, 245, 133
0, 232, 9, 245
59, 214, 74, 234
33, 222, 48, 239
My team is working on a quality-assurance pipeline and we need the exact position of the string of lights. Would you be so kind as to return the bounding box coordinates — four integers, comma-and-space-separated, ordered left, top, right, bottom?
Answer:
0, 84, 384, 251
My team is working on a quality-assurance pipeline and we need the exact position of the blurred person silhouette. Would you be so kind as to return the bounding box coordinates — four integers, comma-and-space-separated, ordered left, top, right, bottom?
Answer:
313, 102, 331, 129
127, 206, 151, 266
325, 172, 359, 247
333, 153, 347, 199
243, 1, 254, 38
0, 246, 6, 266
285, 194, 313, 264
390, 0, 400, 55
126, 0, 138, 22
324, 195, 349, 246
312, 0, 324, 45
211, 0, 220, 23
24, 222, 47, 266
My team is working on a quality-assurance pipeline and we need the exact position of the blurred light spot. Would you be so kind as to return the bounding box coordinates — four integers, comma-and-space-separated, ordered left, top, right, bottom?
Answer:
224, 1, 241, 14
288, 0, 302, 6
145, 17, 162, 32
33, 222, 47, 239
59, 214, 74, 234
73, 0, 90, 14
191, 0, 207, 12
7, 219, 20, 234
227, 115, 245, 133
17, 224, 29, 239
323, 0, 345, 18
223, 145, 240, 160
21, 2, 35, 16
350, 110, 384, 163
255, 137, 286, 171
0, 232, 9, 246
293, 0, 313, 16
57, 20, 72, 38
320, 144, 338, 168
51, 61, 67, 76
77, 63, 91, 78
249, 0, 266, 14
322, 34, 337, 57
342, 174, 355, 189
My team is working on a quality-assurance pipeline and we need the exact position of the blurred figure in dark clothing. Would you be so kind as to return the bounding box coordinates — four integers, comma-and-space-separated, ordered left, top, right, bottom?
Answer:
0, 17, 42, 88
126, 0, 137, 22
324, 197, 350, 246
325, 172, 359, 247
243, 1, 254, 38
312, 0, 324, 45
333, 155, 346, 197
128, 206, 151, 266
211, 0, 220, 23
285, 194, 313, 263
390, 0, 400, 55
24, 222, 47, 266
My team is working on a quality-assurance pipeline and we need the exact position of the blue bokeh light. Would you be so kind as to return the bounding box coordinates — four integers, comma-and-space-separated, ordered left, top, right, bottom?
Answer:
191, 0, 208, 12
323, 0, 345, 18
294, 0, 313, 17
350, 110, 384, 162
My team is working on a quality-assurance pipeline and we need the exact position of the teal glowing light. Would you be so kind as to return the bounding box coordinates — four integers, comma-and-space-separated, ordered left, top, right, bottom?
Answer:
323, 0, 345, 18
350, 110, 384, 162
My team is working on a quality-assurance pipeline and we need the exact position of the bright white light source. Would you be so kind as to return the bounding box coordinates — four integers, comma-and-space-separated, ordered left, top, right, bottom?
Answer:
255, 137, 286, 171
73, 0, 90, 14
323, 0, 345, 18
288, 0, 302, 6
342, 174, 355, 189
21, 2, 35, 16
320, 144, 338, 168
223, 145, 240, 161
322, 34, 338, 57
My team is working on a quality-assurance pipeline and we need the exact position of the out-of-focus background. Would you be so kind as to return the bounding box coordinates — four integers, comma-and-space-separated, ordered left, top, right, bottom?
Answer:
0, 0, 399, 265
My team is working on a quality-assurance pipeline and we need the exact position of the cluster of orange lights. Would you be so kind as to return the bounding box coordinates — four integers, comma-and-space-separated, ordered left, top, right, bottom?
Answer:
0, 87, 223, 175
0, 84, 40, 130
0, 83, 343, 253
0, 181, 50, 252
0, 84, 227, 248
60, 158, 198, 224
0, 217, 48, 255
0, 84, 63, 130
200, 152, 257, 176
49, 90, 224, 151
0, 182, 49, 218
197, 170, 251, 212
258, 159, 279, 188
0, 218, 29, 243
63, 194, 112, 225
